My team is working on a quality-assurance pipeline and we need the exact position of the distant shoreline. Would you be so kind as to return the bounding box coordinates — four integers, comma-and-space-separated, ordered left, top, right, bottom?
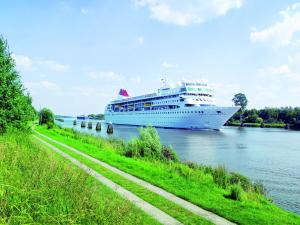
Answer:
225, 122, 300, 130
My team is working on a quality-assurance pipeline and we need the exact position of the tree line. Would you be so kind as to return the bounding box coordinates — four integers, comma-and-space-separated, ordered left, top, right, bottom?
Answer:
0, 36, 36, 133
230, 93, 300, 130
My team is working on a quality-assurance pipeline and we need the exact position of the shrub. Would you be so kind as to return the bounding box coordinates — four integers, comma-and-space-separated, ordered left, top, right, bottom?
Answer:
229, 172, 252, 192
138, 126, 162, 158
161, 145, 178, 162
254, 181, 267, 195
47, 122, 54, 129
39, 108, 54, 127
227, 185, 245, 201
212, 165, 229, 188
174, 164, 192, 178
199, 165, 214, 174
124, 138, 140, 158
185, 161, 199, 169
123, 126, 179, 162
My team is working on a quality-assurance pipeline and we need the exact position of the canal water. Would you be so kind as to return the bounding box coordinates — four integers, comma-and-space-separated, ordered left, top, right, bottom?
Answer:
56, 118, 300, 215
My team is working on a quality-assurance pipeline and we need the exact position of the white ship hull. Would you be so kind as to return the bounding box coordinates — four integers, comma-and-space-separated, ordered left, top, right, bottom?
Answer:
105, 106, 239, 130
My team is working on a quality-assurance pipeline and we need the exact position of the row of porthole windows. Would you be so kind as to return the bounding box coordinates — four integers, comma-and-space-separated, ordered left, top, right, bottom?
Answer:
155, 99, 179, 104
108, 110, 206, 115
113, 117, 186, 124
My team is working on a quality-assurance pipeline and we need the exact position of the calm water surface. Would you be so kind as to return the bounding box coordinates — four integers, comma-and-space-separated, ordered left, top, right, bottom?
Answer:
56, 118, 300, 215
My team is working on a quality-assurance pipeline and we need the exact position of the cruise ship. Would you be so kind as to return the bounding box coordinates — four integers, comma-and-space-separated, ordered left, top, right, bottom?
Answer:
104, 80, 239, 130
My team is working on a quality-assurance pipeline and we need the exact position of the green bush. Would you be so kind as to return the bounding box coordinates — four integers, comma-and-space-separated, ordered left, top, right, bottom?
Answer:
125, 138, 141, 158
227, 185, 246, 201
173, 163, 193, 178
184, 161, 200, 169
161, 145, 178, 162
39, 108, 54, 127
254, 181, 267, 195
212, 165, 229, 188
138, 126, 162, 158
123, 126, 178, 162
229, 172, 252, 192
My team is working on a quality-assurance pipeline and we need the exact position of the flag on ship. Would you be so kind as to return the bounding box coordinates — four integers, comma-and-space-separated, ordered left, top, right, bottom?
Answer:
119, 88, 129, 97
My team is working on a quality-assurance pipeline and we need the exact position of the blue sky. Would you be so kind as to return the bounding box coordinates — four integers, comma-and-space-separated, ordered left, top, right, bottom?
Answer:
1, 0, 300, 115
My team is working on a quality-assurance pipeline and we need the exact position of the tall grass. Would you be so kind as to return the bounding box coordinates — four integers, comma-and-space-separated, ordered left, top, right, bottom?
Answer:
0, 133, 159, 225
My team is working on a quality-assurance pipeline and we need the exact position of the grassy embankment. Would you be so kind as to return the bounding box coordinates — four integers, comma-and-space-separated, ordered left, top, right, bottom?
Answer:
35, 125, 300, 225
0, 133, 160, 225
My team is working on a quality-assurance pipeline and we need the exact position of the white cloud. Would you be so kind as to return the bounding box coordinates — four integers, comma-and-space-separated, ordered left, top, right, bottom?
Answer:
12, 54, 69, 73
258, 65, 291, 75
250, 2, 300, 47
258, 64, 300, 82
133, 0, 243, 26
24, 80, 62, 95
37, 60, 69, 72
137, 36, 144, 44
81, 8, 89, 14
12, 54, 33, 71
162, 61, 174, 68
89, 71, 125, 82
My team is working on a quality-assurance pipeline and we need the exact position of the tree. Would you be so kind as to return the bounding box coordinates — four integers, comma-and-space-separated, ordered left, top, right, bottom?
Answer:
0, 36, 35, 133
39, 108, 54, 127
232, 93, 248, 111
232, 93, 248, 125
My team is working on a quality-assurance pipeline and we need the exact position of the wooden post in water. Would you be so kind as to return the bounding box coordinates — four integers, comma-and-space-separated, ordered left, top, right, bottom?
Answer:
88, 122, 93, 129
81, 121, 86, 128
96, 122, 101, 131
107, 123, 113, 134
73, 120, 77, 126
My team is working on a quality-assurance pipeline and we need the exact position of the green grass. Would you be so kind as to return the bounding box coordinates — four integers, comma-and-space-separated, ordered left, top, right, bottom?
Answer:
36, 132, 213, 225
35, 126, 300, 225
0, 133, 160, 225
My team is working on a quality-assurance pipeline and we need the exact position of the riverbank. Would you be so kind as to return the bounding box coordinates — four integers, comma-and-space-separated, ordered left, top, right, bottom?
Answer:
0, 133, 159, 224
35, 125, 300, 224
226, 121, 286, 128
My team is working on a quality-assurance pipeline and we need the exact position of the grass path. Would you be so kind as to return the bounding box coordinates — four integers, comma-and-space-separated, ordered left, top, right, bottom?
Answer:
1, 134, 161, 225
34, 130, 235, 225
33, 135, 181, 225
